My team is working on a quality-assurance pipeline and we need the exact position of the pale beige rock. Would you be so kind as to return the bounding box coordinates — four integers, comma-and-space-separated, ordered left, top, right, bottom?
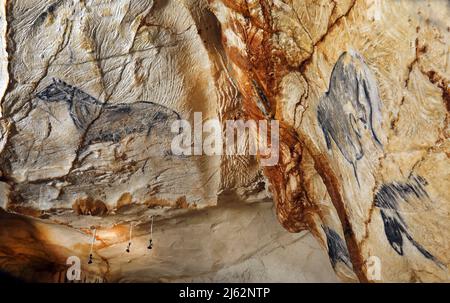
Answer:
0, 0, 333, 283
0, 0, 221, 211
0, 181, 9, 209
0, 0, 448, 283
209, 0, 449, 282
0, 200, 337, 282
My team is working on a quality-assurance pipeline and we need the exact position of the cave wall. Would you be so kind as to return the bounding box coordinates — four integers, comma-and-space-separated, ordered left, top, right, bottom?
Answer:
209, 0, 449, 282
0, 0, 448, 282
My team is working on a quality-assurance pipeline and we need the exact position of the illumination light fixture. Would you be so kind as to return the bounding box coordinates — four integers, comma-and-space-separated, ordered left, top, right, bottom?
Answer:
126, 222, 133, 253
88, 227, 96, 264
147, 215, 154, 250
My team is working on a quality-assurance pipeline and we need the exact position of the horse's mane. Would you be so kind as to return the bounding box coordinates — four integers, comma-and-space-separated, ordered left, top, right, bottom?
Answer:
52, 79, 103, 129
54, 78, 103, 105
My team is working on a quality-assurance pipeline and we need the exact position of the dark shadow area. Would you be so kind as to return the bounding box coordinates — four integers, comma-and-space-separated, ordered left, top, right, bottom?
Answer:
0, 270, 25, 283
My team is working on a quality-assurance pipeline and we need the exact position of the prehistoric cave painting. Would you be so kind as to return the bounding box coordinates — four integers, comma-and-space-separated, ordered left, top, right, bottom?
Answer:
323, 225, 353, 269
375, 175, 444, 267
317, 51, 382, 185
36, 78, 181, 148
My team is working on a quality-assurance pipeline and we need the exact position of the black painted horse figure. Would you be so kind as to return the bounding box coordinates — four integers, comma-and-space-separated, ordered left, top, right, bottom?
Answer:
36, 78, 181, 147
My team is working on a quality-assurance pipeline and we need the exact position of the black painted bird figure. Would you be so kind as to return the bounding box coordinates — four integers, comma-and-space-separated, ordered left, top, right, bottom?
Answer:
147, 239, 153, 250
375, 176, 444, 268
323, 226, 352, 269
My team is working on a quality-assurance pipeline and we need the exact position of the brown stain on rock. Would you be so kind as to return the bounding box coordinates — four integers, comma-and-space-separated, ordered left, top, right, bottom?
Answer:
425, 70, 450, 112
144, 197, 172, 208
0, 209, 108, 282
7, 204, 43, 218
116, 192, 133, 209
175, 196, 189, 209
144, 196, 193, 209
0, 210, 68, 282
210, 0, 369, 282
72, 197, 108, 216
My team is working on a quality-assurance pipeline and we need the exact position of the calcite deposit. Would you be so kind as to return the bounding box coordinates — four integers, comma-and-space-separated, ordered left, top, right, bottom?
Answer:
0, 0, 448, 282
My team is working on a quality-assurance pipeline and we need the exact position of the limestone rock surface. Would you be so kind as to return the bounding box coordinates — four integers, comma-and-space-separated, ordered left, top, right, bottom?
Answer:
209, 0, 449, 282
0, 0, 449, 282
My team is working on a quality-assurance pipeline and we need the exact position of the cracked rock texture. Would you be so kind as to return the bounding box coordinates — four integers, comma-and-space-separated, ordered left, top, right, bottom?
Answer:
0, 0, 449, 282
209, 0, 449, 282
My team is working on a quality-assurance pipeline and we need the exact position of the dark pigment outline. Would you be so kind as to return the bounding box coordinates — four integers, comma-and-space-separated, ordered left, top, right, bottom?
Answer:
375, 175, 444, 267
323, 225, 353, 269
36, 78, 181, 147
317, 51, 382, 185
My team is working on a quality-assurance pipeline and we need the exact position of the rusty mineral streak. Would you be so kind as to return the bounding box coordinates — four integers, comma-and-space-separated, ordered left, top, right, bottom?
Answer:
210, 0, 370, 282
